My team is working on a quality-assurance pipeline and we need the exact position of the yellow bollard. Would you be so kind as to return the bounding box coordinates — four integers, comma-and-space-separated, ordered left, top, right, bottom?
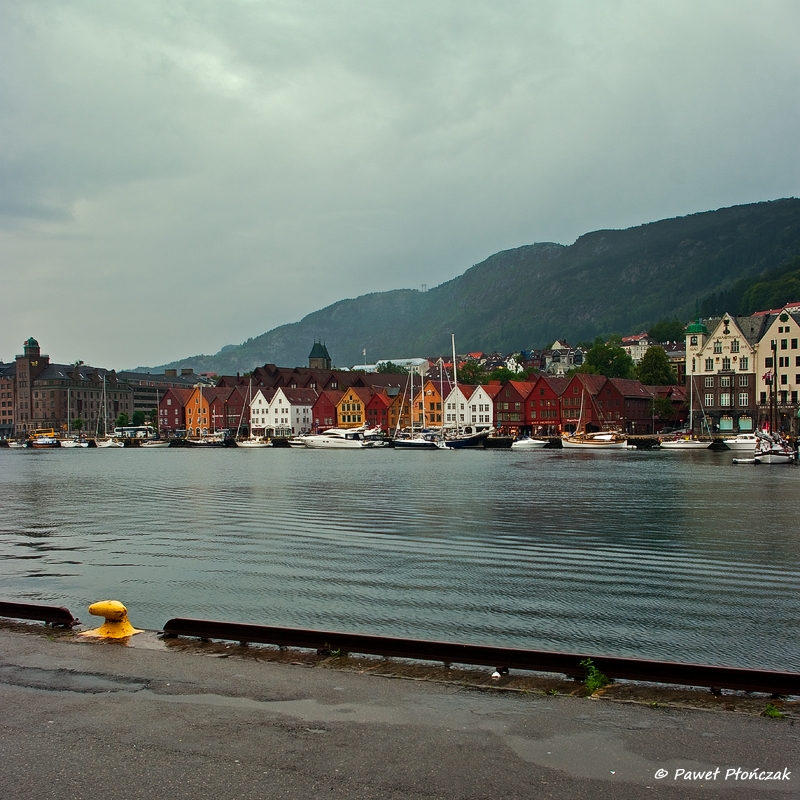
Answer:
79, 600, 143, 638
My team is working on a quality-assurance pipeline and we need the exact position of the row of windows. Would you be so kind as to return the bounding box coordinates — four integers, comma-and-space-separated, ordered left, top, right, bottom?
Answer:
703, 357, 749, 371
703, 393, 750, 407
704, 375, 749, 387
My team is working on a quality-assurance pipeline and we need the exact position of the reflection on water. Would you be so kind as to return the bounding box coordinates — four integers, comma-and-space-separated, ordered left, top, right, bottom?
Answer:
0, 447, 798, 670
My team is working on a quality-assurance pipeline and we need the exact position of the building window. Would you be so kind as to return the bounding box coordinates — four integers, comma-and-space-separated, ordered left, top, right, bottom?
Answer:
731, 339, 740, 353
713, 341, 722, 354
704, 377, 714, 388
719, 393, 731, 407
739, 375, 748, 387
720, 376, 730, 387
721, 357, 731, 371
738, 393, 748, 406
760, 392, 767, 404
781, 339, 788, 350
704, 358, 714, 371
704, 393, 714, 407
765, 357, 773, 368
739, 357, 749, 370
781, 374, 788, 385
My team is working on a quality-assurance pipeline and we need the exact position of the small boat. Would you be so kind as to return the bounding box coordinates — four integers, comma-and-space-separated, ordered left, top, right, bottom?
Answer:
753, 431, 796, 464
95, 438, 124, 448
393, 430, 447, 450
60, 438, 89, 448
659, 436, 711, 450
29, 435, 60, 449
510, 436, 548, 450
140, 439, 170, 448
721, 433, 759, 452
561, 430, 628, 449
7, 441, 25, 449
443, 429, 491, 449
236, 438, 271, 448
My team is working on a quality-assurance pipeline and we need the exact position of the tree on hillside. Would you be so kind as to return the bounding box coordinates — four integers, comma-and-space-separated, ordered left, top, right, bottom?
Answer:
648, 318, 685, 343
132, 410, 146, 426
579, 337, 634, 379
377, 361, 407, 374
457, 361, 488, 385
635, 346, 676, 385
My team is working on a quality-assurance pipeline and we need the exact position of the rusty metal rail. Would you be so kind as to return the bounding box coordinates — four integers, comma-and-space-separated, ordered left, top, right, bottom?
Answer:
161, 617, 799, 695
0, 600, 80, 627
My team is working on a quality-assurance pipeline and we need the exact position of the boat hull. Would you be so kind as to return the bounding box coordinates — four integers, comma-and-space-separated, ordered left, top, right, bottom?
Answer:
510, 438, 547, 450
659, 440, 710, 450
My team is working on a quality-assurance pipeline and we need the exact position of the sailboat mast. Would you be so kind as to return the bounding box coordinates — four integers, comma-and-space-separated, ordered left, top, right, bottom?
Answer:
451, 334, 459, 436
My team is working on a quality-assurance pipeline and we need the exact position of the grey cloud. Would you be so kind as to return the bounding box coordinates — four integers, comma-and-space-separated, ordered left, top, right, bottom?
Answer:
1, 1, 798, 367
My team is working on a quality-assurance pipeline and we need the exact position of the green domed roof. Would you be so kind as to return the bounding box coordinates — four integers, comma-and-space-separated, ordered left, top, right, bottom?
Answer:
685, 320, 708, 335
25, 337, 39, 347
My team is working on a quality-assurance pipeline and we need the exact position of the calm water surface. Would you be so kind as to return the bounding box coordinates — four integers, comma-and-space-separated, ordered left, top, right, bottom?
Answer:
0, 446, 798, 671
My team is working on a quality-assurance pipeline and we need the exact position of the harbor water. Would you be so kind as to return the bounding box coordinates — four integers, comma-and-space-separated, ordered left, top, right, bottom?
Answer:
0, 446, 798, 671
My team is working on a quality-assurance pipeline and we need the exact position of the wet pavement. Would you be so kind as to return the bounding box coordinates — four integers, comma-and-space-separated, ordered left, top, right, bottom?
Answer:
1, 625, 798, 799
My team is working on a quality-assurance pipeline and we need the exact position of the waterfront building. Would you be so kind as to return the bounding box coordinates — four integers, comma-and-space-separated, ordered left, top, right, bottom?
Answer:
311, 390, 343, 432
751, 303, 800, 434
117, 369, 213, 421
264, 387, 318, 436
365, 390, 393, 433
184, 385, 213, 437
0, 363, 15, 439
208, 386, 249, 436
463, 383, 496, 431
494, 380, 536, 432
158, 388, 193, 437
444, 383, 474, 429
559, 374, 607, 433
605, 378, 656, 434
529, 375, 569, 435
335, 387, 373, 429
685, 315, 757, 434
6, 337, 133, 438
248, 388, 276, 436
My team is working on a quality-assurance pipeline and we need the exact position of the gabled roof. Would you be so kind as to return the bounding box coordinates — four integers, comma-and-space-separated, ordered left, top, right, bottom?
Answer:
482, 382, 503, 399
505, 380, 537, 399
606, 378, 653, 398
277, 387, 319, 405
534, 375, 571, 395
315, 389, 344, 402
367, 391, 393, 409
161, 387, 194, 405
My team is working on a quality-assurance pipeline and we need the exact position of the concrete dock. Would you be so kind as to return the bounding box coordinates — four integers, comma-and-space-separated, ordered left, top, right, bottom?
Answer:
1, 625, 797, 799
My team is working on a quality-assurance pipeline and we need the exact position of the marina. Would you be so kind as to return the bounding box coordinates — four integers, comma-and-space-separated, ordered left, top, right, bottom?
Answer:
0, 446, 798, 673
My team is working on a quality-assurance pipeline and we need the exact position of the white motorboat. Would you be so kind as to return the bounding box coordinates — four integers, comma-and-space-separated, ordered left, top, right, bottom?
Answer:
722, 433, 758, 452
753, 431, 796, 464
96, 438, 124, 448
237, 438, 271, 448
7, 441, 25, 449
302, 427, 377, 449
393, 434, 446, 450
659, 437, 711, 450
140, 440, 170, 448
561, 431, 628, 450
510, 436, 548, 450
60, 438, 89, 448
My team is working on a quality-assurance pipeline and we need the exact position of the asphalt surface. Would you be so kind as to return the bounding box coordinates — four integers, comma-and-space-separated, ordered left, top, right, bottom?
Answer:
1, 627, 797, 800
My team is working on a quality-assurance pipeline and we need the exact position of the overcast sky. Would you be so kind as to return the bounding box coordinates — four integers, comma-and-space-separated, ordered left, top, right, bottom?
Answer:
2, 1, 799, 368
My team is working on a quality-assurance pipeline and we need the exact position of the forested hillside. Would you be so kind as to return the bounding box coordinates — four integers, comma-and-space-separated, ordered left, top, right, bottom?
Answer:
139, 199, 800, 374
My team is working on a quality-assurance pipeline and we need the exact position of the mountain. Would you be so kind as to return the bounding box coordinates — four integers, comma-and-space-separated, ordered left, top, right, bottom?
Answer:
138, 198, 800, 374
